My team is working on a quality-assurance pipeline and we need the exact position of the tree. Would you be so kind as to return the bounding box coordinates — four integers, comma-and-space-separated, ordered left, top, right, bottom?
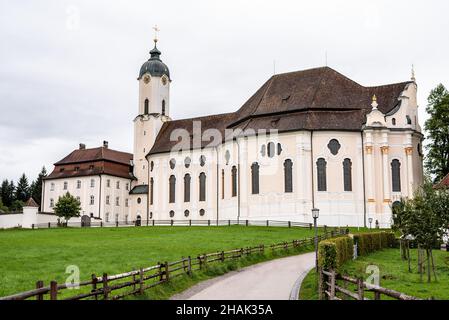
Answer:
15, 174, 30, 202
10, 200, 25, 212
1, 179, 13, 208
30, 167, 47, 206
54, 192, 81, 223
425, 84, 449, 183
0, 197, 8, 212
392, 180, 449, 282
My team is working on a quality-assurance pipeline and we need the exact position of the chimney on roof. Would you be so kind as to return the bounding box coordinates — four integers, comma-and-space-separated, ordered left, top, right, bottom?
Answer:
79, 143, 86, 150
103, 141, 109, 148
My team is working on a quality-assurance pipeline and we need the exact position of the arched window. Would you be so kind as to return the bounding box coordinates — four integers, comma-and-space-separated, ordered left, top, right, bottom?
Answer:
150, 177, 154, 205
199, 172, 206, 201
169, 175, 176, 203
144, 99, 149, 114
162, 100, 166, 116
316, 158, 327, 191
284, 159, 293, 193
251, 162, 260, 194
231, 166, 237, 197
184, 174, 191, 202
406, 115, 412, 125
169, 158, 176, 169
267, 142, 275, 158
391, 159, 401, 192
392, 118, 396, 125
343, 158, 352, 191
199, 155, 206, 166
184, 157, 191, 168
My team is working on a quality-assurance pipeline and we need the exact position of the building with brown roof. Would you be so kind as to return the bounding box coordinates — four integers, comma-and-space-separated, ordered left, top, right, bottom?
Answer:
41, 39, 424, 227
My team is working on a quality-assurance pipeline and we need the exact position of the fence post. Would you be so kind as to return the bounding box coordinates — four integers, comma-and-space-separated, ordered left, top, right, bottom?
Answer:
48, 222, 51, 228
208, 219, 210, 226
221, 251, 225, 262
139, 268, 144, 295
164, 261, 170, 282
374, 291, 381, 300
318, 268, 325, 300
228, 219, 231, 226
328, 270, 336, 300
309, 223, 312, 230
245, 219, 249, 227
357, 277, 364, 300
158, 262, 163, 282
152, 219, 155, 226
187, 256, 192, 275
171, 219, 173, 226
32, 224, 35, 230
288, 221, 291, 228
50, 281, 58, 300
266, 220, 269, 227
189, 219, 192, 226
132, 268, 137, 293
198, 255, 202, 270
100, 221, 103, 227
115, 221, 118, 227
36, 280, 44, 300
102, 273, 109, 300
91, 274, 98, 300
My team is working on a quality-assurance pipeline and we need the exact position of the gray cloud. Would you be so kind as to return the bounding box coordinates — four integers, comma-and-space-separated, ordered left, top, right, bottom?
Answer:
1, 0, 448, 180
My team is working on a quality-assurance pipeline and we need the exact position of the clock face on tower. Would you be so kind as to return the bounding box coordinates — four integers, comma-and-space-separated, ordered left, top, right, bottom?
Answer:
143, 75, 150, 84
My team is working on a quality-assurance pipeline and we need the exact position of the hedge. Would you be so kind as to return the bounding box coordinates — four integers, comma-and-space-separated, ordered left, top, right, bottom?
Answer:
353, 231, 396, 256
318, 236, 354, 270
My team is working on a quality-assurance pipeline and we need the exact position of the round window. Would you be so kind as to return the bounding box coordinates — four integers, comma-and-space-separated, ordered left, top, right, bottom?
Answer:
184, 210, 190, 217
169, 158, 176, 169
137, 197, 141, 204
169, 210, 175, 218
184, 157, 191, 168
199, 209, 205, 216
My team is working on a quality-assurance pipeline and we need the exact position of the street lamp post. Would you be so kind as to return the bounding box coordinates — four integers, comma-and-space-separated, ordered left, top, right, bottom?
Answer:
368, 217, 373, 230
312, 208, 320, 272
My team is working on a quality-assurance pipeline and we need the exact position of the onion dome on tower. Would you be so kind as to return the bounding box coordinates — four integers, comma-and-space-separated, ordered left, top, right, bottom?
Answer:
138, 38, 170, 80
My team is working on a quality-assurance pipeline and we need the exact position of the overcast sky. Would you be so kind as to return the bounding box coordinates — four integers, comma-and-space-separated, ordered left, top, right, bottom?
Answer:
0, 0, 448, 182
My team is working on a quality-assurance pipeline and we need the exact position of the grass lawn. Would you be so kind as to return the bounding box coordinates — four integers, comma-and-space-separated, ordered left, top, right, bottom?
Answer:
299, 248, 449, 300
0, 225, 320, 297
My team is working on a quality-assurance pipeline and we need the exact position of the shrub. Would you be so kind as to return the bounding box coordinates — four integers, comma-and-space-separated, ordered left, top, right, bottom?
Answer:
353, 232, 396, 256
318, 236, 354, 270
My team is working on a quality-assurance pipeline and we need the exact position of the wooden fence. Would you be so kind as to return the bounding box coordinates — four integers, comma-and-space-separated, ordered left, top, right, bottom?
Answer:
319, 269, 422, 300
0, 229, 348, 300
31, 219, 314, 229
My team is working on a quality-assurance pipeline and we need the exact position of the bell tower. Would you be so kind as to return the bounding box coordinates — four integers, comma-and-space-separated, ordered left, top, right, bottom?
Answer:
132, 30, 171, 186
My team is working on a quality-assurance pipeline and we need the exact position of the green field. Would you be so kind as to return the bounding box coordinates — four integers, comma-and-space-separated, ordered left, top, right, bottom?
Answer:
300, 248, 449, 300
0, 225, 321, 297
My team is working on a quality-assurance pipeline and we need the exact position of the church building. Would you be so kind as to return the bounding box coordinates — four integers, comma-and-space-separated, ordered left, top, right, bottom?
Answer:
42, 37, 424, 228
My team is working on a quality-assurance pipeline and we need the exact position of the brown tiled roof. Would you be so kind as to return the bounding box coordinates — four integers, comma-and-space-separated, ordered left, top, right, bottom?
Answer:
46, 147, 134, 180
55, 147, 132, 166
149, 67, 412, 155
435, 173, 449, 189
24, 198, 39, 207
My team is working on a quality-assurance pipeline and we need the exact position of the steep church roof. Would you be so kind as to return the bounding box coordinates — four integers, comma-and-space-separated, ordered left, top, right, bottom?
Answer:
149, 66, 412, 155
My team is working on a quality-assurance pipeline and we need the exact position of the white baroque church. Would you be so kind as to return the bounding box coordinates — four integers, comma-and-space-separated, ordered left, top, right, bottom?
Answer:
41, 38, 424, 228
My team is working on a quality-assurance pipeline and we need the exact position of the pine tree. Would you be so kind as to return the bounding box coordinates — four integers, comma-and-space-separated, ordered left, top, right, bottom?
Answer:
425, 84, 449, 182
15, 174, 30, 202
1, 179, 14, 207
30, 166, 47, 206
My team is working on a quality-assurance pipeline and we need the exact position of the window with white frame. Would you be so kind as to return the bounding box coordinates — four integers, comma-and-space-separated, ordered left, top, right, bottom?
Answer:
106, 179, 110, 188
125, 199, 129, 207
105, 212, 110, 222
116, 181, 120, 189
90, 179, 95, 188
106, 195, 110, 205
77, 180, 81, 189
50, 198, 54, 207
115, 197, 119, 206
125, 183, 129, 191
50, 183, 55, 191
63, 181, 68, 190
90, 195, 95, 205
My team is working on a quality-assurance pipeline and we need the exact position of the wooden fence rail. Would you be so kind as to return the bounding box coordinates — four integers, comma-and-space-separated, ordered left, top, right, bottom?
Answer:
319, 268, 423, 300
0, 228, 348, 301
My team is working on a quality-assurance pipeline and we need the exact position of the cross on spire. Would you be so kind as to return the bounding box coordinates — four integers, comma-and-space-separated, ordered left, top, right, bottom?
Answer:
153, 25, 160, 44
